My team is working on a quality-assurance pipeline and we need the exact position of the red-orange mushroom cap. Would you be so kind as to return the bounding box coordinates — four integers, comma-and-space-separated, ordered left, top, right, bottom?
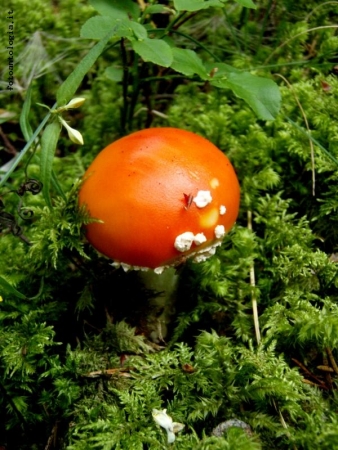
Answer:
79, 127, 240, 273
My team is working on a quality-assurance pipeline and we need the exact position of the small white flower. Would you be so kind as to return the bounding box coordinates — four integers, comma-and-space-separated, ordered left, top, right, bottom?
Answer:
59, 118, 84, 145
152, 409, 184, 444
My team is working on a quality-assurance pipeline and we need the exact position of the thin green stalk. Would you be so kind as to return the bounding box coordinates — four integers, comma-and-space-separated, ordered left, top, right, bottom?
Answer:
161, 11, 187, 36
154, 28, 221, 62
248, 60, 328, 71
127, 55, 142, 128
286, 116, 338, 166
277, 74, 315, 196
223, 8, 242, 52
257, 0, 274, 51
120, 39, 130, 135
141, 74, 186, 82
240, 7, 249, 54
0, 106, 55, 188
265, 25, 338, 64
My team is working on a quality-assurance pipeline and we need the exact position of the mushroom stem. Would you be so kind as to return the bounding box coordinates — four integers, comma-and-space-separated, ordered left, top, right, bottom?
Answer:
137, 268, 179, 343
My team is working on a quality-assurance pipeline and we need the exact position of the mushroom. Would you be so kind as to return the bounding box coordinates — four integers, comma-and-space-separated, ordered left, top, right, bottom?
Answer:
79, 127, 240, 340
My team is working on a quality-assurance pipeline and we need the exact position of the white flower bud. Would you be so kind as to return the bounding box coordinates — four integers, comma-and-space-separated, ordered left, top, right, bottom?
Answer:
60, 118, 84, 145
65, 97, 86, 109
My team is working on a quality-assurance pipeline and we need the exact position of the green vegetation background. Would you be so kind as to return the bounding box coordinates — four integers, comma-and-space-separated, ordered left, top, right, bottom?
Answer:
1, 0, 338, 448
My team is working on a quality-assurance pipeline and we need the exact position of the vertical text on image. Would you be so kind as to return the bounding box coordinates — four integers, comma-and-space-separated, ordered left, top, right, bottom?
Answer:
7, 9, 14, 91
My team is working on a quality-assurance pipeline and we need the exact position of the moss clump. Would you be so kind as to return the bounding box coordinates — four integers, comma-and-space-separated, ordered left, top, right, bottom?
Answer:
1, 1, 338, 448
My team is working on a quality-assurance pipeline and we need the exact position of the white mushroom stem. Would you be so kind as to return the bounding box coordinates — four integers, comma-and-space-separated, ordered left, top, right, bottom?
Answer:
137, 268, 179, 343
111, 234, 226, 342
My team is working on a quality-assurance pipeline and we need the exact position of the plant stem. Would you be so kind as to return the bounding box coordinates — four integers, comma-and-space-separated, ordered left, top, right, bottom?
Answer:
120, 39, 129, 135
153, 28, 221, 62
0, 106, 55, 187
326, 347, 338, 375
127, 55, 141, 128
276, 74, 316, 196
247, 209, 261, 345
138, 268, 179, 343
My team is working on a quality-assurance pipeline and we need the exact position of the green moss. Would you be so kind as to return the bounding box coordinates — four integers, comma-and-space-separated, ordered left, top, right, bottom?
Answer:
1, 0, 338, 448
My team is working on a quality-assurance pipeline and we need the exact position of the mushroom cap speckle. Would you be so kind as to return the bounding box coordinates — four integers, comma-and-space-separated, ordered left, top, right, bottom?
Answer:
79, 127, 240, 269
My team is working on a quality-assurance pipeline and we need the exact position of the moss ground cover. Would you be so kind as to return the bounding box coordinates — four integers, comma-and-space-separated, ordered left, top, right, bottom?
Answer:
1, 1, 338, 448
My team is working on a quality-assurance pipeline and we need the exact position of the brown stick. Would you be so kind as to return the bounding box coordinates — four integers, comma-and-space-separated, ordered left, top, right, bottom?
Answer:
326, 347, 338, 375
292, 358, 327, 387
0, 126, 17, 155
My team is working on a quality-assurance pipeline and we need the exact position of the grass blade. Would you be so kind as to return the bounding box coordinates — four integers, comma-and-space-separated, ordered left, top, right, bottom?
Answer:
286, 116, 338, 166
56, 28, 117, 106
40, 121, 61, 208
19, 84, 33, 142
0, 276, 26, 300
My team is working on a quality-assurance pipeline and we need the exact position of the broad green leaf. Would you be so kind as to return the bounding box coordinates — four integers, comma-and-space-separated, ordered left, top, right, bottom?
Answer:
105, 66, 123, 82
40, 121, 61, 208
89, 0, 140, 20
173, 0, 223, 12
57, 28, 117, 106
0, 276, 26, 299
235, 0, 257, 8
212, 72, 281, 120
143, 5, 174, 15
20, 84, 33, 142
81, 16, 118, 40
171, 47, 208, 79
132, 38, 173, 67
204, 61, 241, 77
128, 21, 148, 40
81, 17, 147, 40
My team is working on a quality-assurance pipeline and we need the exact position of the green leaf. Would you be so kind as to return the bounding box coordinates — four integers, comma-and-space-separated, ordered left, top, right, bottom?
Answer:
81, 17, 147, 40
0, 276, 26, 299
57, 28, 117, 106
20, 84, 33, 142
51, 170, 66, 200
89, 0, 140, 20
173, 0, 224, 12
105, 66, 123, 82
212, 73, 281, 120
171, 48, 208, 79
129, 21, 148, 40
40, 121, 61, 208
235, 0, 257, 8
80, 16, 118, 40
204, 61, 241, 77
132, 38, 173, 67
143, 5, 173, 15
